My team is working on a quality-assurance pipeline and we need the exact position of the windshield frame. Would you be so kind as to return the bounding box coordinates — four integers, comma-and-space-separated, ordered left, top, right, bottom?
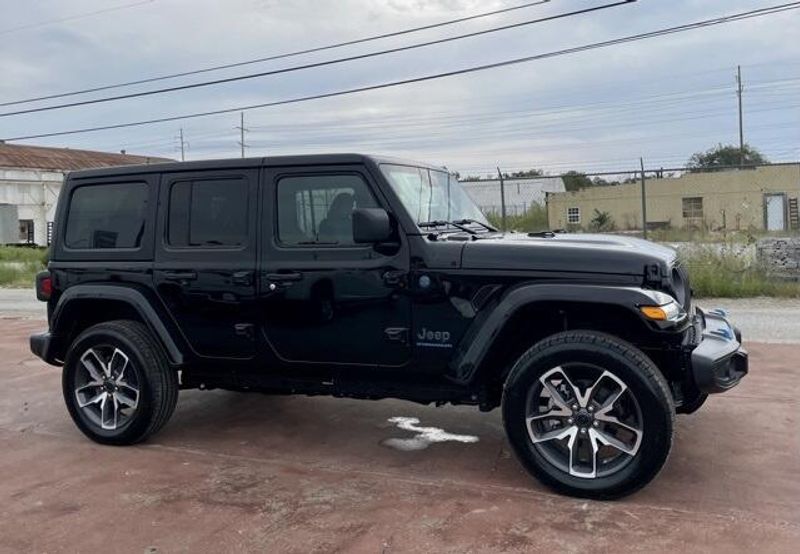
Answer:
378, 162, 490, 233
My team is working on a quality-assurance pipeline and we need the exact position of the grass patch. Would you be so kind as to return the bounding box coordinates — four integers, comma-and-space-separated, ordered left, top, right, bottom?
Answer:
0, 261, 43, 288
0, 247, 47, 287
486, 204, 549, 232
680, 246, 800, 298
0, 246, 49, 264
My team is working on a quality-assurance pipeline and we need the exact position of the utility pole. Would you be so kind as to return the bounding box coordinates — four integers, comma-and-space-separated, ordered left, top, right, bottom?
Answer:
640, 157, 648, 240
736, 65, 745, 167
178, 128, 186, 161
235, 112, 249, 158
497, 167, 507, 232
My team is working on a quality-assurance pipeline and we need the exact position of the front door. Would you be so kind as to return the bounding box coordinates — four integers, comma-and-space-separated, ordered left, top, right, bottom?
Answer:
154, 168, 259, 359
258, 166, 411, 367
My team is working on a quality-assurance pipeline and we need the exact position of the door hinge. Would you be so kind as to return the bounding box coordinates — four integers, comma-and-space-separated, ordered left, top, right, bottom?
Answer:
384, 327, 409, 345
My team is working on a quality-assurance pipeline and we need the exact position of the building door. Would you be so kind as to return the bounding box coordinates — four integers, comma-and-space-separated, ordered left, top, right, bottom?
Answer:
764, 193, 787, 232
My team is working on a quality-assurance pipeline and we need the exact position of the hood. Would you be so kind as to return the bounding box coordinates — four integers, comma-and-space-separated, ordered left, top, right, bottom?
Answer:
460, 232, 678, 277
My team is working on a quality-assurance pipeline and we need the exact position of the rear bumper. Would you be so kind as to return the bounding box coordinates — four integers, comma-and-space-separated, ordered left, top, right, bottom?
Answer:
30, 331, 61, 366
690, 308, 748, 393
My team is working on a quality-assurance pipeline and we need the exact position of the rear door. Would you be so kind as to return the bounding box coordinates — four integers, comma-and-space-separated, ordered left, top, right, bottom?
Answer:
154, 168, 259, 359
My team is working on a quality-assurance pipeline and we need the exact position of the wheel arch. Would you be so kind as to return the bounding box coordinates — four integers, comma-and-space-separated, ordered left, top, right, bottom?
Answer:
448, 284, 675, 399
50, 285, 186, 366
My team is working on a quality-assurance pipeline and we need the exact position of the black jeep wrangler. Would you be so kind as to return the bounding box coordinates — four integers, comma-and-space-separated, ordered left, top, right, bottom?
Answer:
30, 154, 747, 499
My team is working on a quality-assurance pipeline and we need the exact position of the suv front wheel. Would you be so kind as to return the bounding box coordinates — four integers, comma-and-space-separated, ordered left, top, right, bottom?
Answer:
63, 320, 178, 445
502, 331, 674, 499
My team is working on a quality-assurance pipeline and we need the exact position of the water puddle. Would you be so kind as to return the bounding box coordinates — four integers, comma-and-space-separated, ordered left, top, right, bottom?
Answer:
381, 416, 479, 451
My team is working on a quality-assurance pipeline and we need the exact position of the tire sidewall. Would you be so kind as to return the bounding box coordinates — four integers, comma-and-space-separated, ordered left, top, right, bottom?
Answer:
62, 324, 154, 444
503, 336, 673, 499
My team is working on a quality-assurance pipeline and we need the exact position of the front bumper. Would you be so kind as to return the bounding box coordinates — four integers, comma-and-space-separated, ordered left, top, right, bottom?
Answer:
690, 308, 748, 393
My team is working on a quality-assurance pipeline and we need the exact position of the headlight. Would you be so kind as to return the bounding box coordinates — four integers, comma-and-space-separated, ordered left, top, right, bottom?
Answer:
640, 297, 685, 322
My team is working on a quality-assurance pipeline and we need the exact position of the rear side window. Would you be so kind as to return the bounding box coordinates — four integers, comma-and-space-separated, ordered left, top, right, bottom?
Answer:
168, 178, 248, 247
65, 182, 148, 249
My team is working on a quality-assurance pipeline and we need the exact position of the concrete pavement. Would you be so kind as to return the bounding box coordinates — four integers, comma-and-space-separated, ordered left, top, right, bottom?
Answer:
0, 316, 798, 553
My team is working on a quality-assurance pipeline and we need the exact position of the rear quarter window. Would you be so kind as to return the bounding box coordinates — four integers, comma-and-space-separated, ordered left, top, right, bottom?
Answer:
64, 182, 149, 249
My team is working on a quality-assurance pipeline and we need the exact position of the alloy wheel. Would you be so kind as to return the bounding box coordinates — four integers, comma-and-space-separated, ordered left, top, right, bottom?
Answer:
73, 345, 141, 431
525, 364, 643, 479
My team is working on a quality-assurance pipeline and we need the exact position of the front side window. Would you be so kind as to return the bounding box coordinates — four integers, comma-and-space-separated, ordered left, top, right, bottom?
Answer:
380, 164, 488, 227
65, 182, 148, 249
277, 174, 378, 246
168, 178, 248, 247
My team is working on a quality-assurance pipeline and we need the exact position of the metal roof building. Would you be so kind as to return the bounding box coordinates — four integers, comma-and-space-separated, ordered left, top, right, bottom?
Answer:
0, 142, 171, 246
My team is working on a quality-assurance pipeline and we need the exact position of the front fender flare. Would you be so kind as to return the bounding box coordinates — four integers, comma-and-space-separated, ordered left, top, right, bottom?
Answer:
447, 283, 672, 385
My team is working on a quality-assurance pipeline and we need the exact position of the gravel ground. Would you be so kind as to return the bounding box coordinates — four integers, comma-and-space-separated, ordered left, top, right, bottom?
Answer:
3, 288, 798, 344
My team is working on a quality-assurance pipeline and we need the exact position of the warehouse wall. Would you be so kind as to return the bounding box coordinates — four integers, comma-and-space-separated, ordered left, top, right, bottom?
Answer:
547, 164, 800, 231
0, 168, 63, 246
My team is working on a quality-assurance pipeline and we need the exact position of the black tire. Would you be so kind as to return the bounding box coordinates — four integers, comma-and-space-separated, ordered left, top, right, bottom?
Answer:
502, 331, 674, 500
62, 320, 179, 445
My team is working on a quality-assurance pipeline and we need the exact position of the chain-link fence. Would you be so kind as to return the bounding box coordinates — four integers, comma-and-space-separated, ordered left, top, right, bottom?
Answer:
458, 162, 800, 296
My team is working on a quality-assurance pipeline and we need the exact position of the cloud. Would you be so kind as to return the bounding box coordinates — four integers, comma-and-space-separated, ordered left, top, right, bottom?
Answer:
1, 0, 798, 173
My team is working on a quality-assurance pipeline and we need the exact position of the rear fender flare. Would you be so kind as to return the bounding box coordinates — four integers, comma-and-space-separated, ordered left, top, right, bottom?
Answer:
51, 285, 185, 365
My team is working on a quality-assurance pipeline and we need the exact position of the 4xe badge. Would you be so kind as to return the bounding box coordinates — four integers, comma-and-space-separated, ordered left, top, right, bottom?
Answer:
416, 327, 452, 349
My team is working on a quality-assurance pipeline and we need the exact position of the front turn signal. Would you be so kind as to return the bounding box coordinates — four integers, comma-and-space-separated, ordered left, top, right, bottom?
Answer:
640, 301, 683, 322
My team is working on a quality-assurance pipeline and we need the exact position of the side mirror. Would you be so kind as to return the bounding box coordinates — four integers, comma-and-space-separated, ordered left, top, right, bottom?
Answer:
353, 208, 394, 244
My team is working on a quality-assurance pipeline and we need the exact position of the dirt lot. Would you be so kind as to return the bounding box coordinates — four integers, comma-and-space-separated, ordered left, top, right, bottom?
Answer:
1, 315, 799, 553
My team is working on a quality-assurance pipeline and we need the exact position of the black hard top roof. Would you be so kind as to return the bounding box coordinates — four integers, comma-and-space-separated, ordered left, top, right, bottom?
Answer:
68, 153, 447, 179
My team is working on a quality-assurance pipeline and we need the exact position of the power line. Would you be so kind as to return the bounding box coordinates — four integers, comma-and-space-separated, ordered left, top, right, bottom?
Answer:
6, 1, 800, 142
0, 0, 155, 36
0, 1, 634, 118
0, 0, 553, 108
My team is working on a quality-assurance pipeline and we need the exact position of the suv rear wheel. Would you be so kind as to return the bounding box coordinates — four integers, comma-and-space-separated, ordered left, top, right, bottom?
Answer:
63, 320, 178, 445
502, 331, 673, 499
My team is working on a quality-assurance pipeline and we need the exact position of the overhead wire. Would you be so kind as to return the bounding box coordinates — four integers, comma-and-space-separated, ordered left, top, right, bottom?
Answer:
0, 0, 554, 107
0, 1, 635, 117
6, 2, 800, 142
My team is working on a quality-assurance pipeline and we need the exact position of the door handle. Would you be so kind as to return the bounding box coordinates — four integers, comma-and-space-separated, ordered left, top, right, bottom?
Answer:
163, 271, 197, 282
232, 271, 253, 286
266, 272, 303, 283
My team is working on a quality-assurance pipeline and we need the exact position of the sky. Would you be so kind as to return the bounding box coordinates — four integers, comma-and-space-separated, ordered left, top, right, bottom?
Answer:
0, 0, 799, 176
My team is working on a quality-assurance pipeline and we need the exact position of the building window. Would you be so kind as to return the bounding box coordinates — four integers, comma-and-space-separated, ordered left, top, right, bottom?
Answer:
682, 197, 703, 219
46, 222, 54, 246
168, 178, 249, 248
567, 207, 581, 225
19, 220, 34, 243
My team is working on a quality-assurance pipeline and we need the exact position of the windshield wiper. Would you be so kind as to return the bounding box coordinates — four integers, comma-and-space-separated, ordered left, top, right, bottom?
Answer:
418, 220, 477, 235
452, 219, 498, 233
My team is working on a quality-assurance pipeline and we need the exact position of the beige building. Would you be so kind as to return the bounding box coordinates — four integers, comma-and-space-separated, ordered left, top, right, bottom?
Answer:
547, 164, 800, 232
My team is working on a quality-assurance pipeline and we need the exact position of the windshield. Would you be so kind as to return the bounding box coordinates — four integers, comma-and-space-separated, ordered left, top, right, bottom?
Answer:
380, 164, 489, 228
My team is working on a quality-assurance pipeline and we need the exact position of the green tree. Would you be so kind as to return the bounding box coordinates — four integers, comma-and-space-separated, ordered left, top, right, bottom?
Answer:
562, 170, 594, 192
687, 143, 768, 171
508, 169, 544, 178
